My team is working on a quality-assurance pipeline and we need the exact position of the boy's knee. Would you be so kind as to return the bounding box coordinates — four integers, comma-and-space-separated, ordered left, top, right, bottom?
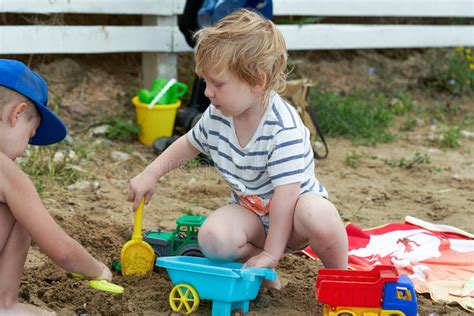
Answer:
198, 225, 224, 256
297, 197, 343, 237
198, 224, 242, 259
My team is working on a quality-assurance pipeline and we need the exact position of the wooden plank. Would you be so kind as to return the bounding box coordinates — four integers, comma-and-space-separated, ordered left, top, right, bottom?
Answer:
282, 24, 474, 50
0, 0, 174, 15
2, 0, 472, 17
142, 15, 177, 86
173, 24, 474, 52
172, 0, 474, 18
0, 26, 172, 54
273, 0, 474, 18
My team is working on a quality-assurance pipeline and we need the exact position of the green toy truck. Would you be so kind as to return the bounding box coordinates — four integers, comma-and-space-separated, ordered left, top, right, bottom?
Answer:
144, 215, 206, 257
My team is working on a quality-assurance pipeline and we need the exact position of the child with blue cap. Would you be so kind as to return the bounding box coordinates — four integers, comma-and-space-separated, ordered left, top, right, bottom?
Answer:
0, 59, 112, 315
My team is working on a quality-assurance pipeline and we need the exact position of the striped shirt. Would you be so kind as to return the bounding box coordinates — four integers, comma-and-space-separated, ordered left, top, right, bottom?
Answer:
187, 92, 328, 212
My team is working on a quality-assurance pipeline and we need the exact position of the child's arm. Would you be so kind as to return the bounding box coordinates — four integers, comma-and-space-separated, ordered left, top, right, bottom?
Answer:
0, 154, 111, 280
128, 135, 199, 210
245, 182, 300, 268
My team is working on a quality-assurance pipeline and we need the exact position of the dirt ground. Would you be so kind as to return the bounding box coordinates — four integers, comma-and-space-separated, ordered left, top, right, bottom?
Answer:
13, 50, 474, 315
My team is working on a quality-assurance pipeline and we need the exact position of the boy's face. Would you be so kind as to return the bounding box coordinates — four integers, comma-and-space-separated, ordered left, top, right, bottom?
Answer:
0, 102, 40, 160
202, 69, 264, 118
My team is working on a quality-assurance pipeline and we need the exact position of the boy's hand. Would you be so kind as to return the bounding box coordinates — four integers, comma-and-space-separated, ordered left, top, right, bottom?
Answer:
78, 262, 112, 281
243, 251, 278, 269
93, 262, 113, 282
127, 169, 158, 211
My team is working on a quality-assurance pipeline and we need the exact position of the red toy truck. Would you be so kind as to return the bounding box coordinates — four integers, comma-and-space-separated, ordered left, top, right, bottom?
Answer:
315, 265, 417, 316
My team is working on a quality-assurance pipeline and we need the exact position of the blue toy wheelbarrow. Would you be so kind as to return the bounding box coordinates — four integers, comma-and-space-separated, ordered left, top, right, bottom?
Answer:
156, 256, 277, 315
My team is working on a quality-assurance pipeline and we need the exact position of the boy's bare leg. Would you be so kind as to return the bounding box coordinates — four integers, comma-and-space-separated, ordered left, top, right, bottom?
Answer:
198, 204, 266, 261
0, 206, 55, 315
198, 204, 282, 289
288, 194, 348, 269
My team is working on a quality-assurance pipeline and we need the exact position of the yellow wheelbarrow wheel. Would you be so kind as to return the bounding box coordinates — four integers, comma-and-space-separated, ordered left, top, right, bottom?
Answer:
169, 283, 200, 314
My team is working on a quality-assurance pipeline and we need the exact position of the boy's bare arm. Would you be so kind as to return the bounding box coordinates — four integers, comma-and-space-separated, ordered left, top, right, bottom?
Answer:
128, 135, 200, 209
264, 182, 300, 261
0, 154, 104, 278
146, 135, 199, 179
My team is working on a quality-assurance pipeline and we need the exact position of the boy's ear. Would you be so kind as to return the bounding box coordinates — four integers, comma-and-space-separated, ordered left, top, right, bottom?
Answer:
252, 73, 267, 93
7, 102, 29, 126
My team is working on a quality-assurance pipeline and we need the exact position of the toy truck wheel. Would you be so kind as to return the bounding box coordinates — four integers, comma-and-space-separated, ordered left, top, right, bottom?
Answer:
177, 245, 204, 257
169, 283, 200, 314
181, 249, 203, 257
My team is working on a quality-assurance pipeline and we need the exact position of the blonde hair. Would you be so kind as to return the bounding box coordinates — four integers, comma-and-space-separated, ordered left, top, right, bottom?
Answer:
0, 86, 39, 120
194, 9, 287, 96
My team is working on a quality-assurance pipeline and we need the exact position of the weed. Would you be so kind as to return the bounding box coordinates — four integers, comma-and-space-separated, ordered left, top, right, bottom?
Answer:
185, 158, 202, 169
400, 117, 418, 132
439, 126, 461, 148
51, 96, 62, 114
345, 151, 367, 169
18, 139, 99, 193
100, 111, 140, 142
383, 152, 431, 169
389, 92, 414, 115
309, 88, 395, 145
431, 166, 443, 173
182, 207, 194, 215
182, 207, 202, 216
424, 48, 474, 96
19, 145, 80, 191
184, 155, 213, 169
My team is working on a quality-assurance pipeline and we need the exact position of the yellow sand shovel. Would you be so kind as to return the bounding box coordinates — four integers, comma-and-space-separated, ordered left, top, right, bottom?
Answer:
71, 273, 124, 294
120, 198, 155, 277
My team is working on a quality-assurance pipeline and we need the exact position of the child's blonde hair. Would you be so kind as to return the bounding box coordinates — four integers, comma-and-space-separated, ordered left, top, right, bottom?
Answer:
194, 9, 287, 96
0, 86, 39, 120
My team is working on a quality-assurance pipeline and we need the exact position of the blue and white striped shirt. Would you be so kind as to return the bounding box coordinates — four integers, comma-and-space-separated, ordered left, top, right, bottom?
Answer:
187, 92, 328, 205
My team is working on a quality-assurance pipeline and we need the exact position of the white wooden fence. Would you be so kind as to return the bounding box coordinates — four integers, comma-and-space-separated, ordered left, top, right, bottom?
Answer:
1, 0, 473, 86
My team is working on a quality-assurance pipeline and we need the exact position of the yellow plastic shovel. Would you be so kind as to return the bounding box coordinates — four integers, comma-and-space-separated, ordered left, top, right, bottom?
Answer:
71, 273, 124, 294
120, 198, 155, 277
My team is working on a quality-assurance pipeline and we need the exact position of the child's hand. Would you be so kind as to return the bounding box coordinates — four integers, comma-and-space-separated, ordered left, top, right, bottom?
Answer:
127, 169, 158, 210
243, 250, 278, 269
93, 262, 113, 282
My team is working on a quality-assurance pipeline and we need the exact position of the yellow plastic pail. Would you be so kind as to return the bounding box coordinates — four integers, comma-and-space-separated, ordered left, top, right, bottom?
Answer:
132, 96, 181, 145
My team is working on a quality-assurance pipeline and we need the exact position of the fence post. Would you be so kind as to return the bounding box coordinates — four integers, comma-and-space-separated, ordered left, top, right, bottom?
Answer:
142, 15, 177, 88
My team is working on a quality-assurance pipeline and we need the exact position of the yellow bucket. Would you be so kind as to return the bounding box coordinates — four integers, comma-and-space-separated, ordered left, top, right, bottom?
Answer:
132, 96, 181, 145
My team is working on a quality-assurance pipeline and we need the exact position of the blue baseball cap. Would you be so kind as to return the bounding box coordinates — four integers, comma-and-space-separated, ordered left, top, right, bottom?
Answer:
0, 59, 67, 145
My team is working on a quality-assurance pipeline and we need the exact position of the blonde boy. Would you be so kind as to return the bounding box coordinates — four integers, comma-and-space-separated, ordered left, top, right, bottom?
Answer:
128, 9, 348, 288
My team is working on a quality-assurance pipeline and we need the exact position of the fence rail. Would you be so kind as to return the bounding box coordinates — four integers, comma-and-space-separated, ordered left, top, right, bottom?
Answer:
1, 0, 473, 85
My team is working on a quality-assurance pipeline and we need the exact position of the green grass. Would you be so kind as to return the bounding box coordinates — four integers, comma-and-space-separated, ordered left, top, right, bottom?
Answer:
309, 89, 396, 145
100, 110, 140, 142
383, 152, 431, 169
20, 145, 80, 192
424, 48, 474, 96
439, 126, 461, 148
182, 207, 202, 216
344, 151, 367, 169
19, 139, 99, 193
400, 117, 418, 132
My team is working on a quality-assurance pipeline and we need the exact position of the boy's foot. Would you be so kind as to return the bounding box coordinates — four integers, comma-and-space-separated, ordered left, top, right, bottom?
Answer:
261, 274, 288, 290
0, 302, 55, 315
262, 277, 281, 290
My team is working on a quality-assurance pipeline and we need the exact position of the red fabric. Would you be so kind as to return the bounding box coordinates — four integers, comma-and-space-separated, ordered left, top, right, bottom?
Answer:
303, 217, 474, 311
